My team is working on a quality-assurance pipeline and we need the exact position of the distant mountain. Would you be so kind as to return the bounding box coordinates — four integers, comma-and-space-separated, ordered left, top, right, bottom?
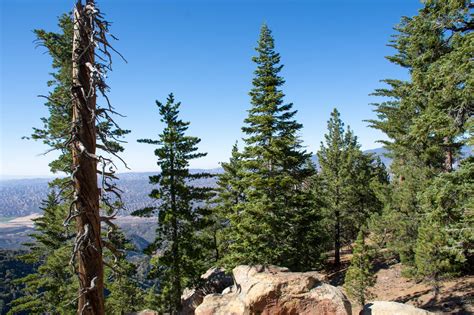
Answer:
1, 147, 471, 217
311, 147, 392, 169
0, 169, 220, 217
0, 215, 157, 250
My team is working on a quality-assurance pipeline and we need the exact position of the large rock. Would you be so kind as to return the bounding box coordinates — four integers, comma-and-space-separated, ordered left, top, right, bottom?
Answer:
195, 265, 351, 315
180, 267, 233, 314
361, 301, 434, 315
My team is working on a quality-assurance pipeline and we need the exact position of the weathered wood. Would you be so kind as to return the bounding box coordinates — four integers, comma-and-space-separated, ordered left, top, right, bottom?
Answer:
71, 1, 104, 314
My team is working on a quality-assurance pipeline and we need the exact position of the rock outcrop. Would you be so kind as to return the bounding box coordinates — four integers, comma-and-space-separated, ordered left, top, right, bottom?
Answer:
180, 267, 233, 314
361, 301, 434, 315
195, 265, 352, 315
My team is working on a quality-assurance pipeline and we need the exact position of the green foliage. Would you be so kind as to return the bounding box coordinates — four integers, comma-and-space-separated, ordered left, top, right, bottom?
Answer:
135, 94, 214, 313
212, 142, 245, 263
12, 12, 143, 314
29, 14, 74, 174
219, 24, 321, 271
105, 273, 145, 314
344, 229, 376, 306
415, 158, 474, 281
142, 285, 161, 311
368, 0, 473, 269
8, 193, 77, 315
0, 250, 35, 315
318, 109, 388, 265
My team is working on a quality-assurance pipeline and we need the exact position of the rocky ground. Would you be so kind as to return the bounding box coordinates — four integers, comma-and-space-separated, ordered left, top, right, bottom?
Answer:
325, 249, 474, 315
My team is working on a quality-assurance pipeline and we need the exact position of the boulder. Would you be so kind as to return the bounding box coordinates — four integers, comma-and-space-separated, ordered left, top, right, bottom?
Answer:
361, 301, 434, 315
180, 267, 233, 314
195, 265, 351, 315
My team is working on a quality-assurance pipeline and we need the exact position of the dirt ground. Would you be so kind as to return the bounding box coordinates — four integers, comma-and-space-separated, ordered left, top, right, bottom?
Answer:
366, 263, 474, 314
324, 250, 474, 314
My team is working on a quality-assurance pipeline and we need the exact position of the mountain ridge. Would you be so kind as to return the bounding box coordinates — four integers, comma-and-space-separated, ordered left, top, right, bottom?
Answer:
2, 146, 472, 217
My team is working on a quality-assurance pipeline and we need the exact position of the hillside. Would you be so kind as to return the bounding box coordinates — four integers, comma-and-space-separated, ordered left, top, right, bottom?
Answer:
325, 249, 474, 314
0, 215, 157, 250
3, 146, 473, 218
0, 150, 393, 217
0, 169, 221, 217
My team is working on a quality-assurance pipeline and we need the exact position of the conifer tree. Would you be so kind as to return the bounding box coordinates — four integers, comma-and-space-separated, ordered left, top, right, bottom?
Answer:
213, 142, 245, 264
318, 109, 387, 266
223, 24, 318, 270
415, 158, 474, 284
12, 7, 143, 314
8, 192, 77, 314
368, 0, 473, 267
134, 94, 213, 313
344, 228, 375, 306
318, 109, 359, 266
8, 14, 78, 314
142, 285, 161, 311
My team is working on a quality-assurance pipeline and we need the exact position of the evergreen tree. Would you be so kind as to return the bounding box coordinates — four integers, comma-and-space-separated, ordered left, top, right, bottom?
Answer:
106, 271, 145, 315
318, 109, 385, 266
415, 158, 474, 284
368, 0, 473, 267
134, 94, 214, 313
213, 142, 245, 265
344, 228, 376, 306
8, 193, 77, 314
142, 285, 161, 311
222, 24, 318, 271
318, 109, 348, 266
9, 14, 78, 314
12, 10, 143, 314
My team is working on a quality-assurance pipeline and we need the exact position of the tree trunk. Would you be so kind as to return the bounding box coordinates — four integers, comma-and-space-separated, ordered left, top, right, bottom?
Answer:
72, 1, 105, 314
170, 153, 181, 314
334, 209, 341, 267
444, 137, 453, 172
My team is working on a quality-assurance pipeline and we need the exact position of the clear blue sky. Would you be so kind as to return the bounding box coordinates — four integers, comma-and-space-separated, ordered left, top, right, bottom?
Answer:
0, 0, 421, 178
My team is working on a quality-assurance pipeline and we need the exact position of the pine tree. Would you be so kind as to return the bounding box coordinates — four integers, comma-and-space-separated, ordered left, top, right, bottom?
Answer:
318, 109, 387, 266
142, 285, 161, 311
368, 0, 473, 268
8, 14, 78, 314
222, 24, 317, 270
213, 142, 245, 265
8, 192, 77, 314
134, 94, 214, 313
106, 269, 145, 315
12, 7, 143, 314
415, 158, 474, 284
344, 228, 375, 306
318, 109, 348, 266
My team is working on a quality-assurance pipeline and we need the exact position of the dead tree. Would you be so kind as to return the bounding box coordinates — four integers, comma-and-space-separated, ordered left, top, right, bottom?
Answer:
67, 1, 127, 313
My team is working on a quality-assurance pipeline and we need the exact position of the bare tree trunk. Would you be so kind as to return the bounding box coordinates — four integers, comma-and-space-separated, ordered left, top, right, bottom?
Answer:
71, 1, 105, 314
334, 185, 341, 267
334, 209, 341, 267
444, 136, 453, 172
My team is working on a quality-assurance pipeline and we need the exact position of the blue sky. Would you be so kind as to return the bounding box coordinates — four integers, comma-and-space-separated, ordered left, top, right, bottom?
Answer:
0, 0, 421, 178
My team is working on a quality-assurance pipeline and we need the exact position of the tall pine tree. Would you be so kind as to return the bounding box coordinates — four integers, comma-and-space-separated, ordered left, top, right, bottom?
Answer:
318, 109, 387, 266
134, 94, 213, 314
11, 9, 143, 315
368, 0, 473, 268
222, 24, 319, 271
